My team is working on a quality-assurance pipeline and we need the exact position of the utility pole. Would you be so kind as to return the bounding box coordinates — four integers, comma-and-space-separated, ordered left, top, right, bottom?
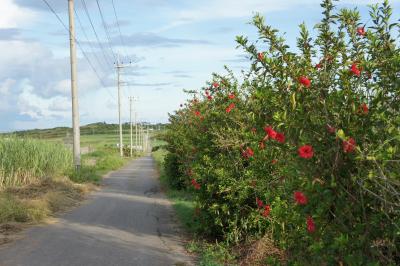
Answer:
146, 126, 149, 153
115, 55, 129, 157
68, 0, 80, 170
135, 112, 138, 151
129, 96, 134, 157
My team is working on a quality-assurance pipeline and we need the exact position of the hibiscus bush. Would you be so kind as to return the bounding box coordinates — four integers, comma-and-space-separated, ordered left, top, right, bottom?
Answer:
163, 0, 400, 264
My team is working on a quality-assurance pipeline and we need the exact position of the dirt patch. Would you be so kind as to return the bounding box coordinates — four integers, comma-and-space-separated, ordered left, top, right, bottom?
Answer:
0, 223, 25, 246
237, 235, 286, 266
0, 178, 96, 246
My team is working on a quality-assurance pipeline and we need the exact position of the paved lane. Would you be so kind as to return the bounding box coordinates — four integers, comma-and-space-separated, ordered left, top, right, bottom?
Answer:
0, 156, 193, 266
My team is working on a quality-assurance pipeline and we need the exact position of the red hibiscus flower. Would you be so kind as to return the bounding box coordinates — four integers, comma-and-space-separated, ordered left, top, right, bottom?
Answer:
226, 103, 235, 113
350, 63, 361, 77
246, 147, 254, 157
360, 103, 369, 114
326, 124, 336, 134
212, 82, 219, 88
256, 197, 264, 208
264, 126, 277, 139
191, 179, 201, 190
294, 191, 308, 205
207, 95, 213, 101
307, 216, 316, 233
357, 27, 365, 36
298, 145, 314, 159
257, 52, 264, 61
299, 76, 311, 88
315, 63, 322, 69
228, 93, 235, 99
343, 137, 356, 153
242, 147, 254, 159
194, 110, 201, 117
262, 205, 271, 217
275, 132, 285, 143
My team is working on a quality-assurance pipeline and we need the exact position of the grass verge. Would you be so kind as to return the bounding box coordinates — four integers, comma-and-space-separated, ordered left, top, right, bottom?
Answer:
152, 148, 236, 266
0, 141, 132, 244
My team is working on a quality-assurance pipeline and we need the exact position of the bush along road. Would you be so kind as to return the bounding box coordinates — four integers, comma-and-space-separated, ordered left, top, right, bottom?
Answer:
161, 0, 400, 265
0, 156, 194, 266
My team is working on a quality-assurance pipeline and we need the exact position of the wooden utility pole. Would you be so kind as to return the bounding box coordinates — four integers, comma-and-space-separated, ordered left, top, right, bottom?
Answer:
115, 56, 131, 157
68, 0, 81, 170
135, 112, 138, 151
116, 56, 124, 157
129, 96, 134, 157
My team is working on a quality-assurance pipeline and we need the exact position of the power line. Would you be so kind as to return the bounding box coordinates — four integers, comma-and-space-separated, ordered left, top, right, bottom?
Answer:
80, 0, 114, 67
111, 0, 129, 61
41, 0, 115, 100
95, 0, 117, 63
74, 8, 109, 75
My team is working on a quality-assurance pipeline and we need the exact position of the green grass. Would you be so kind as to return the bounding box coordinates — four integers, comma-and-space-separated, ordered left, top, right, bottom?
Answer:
0, 137, 72, 189
152, 148, 235, 266
0, 135, 134, 228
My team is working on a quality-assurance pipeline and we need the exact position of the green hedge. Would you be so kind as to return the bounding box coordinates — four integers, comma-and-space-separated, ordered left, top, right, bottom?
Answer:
163, 1, 400, 264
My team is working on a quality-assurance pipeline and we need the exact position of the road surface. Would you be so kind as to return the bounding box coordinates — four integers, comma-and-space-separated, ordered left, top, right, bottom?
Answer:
0, 156, 194, 266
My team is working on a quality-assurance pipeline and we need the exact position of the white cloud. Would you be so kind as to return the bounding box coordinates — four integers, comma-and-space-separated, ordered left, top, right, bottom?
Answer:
0, 0, 36, 28
17, 81, 71, 120
0, 78, 16, 95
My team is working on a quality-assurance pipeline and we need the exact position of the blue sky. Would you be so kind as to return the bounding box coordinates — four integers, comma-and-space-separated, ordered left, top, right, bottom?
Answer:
0, 0, 399, 132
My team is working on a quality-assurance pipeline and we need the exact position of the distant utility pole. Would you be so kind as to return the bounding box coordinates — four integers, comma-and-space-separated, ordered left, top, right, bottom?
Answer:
135, 112, 138, 151
128, 96, 134, 157
115, 55, 129, 157
68, 0, 80, 170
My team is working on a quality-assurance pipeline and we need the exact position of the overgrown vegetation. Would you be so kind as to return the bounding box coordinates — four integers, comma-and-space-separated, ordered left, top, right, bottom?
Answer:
0, 137, 72, 188
0, 135, 129, 236
162, 0, 400, 264
153, 144, 236, 265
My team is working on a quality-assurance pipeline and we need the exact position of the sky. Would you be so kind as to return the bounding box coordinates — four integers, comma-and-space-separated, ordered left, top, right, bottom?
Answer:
0, 0, 399, 132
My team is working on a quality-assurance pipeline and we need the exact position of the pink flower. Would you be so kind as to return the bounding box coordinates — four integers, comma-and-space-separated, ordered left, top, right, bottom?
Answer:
228, 93, 235, 99
212, 82, 219, 88
257, 52, 264, 61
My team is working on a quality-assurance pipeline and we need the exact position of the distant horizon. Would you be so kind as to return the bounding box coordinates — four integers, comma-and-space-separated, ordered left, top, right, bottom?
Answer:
0, 120, 169, 134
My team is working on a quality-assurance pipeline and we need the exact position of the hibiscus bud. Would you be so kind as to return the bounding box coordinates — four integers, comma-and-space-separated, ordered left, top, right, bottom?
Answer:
357, 27, 366, 36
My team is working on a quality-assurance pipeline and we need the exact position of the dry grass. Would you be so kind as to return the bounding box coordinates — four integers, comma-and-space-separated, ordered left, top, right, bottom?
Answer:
0, 176, 95, 245
237, 235, 286, 266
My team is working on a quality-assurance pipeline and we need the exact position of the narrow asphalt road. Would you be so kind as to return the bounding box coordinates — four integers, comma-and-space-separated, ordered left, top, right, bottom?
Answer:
0, 156, 194, 266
